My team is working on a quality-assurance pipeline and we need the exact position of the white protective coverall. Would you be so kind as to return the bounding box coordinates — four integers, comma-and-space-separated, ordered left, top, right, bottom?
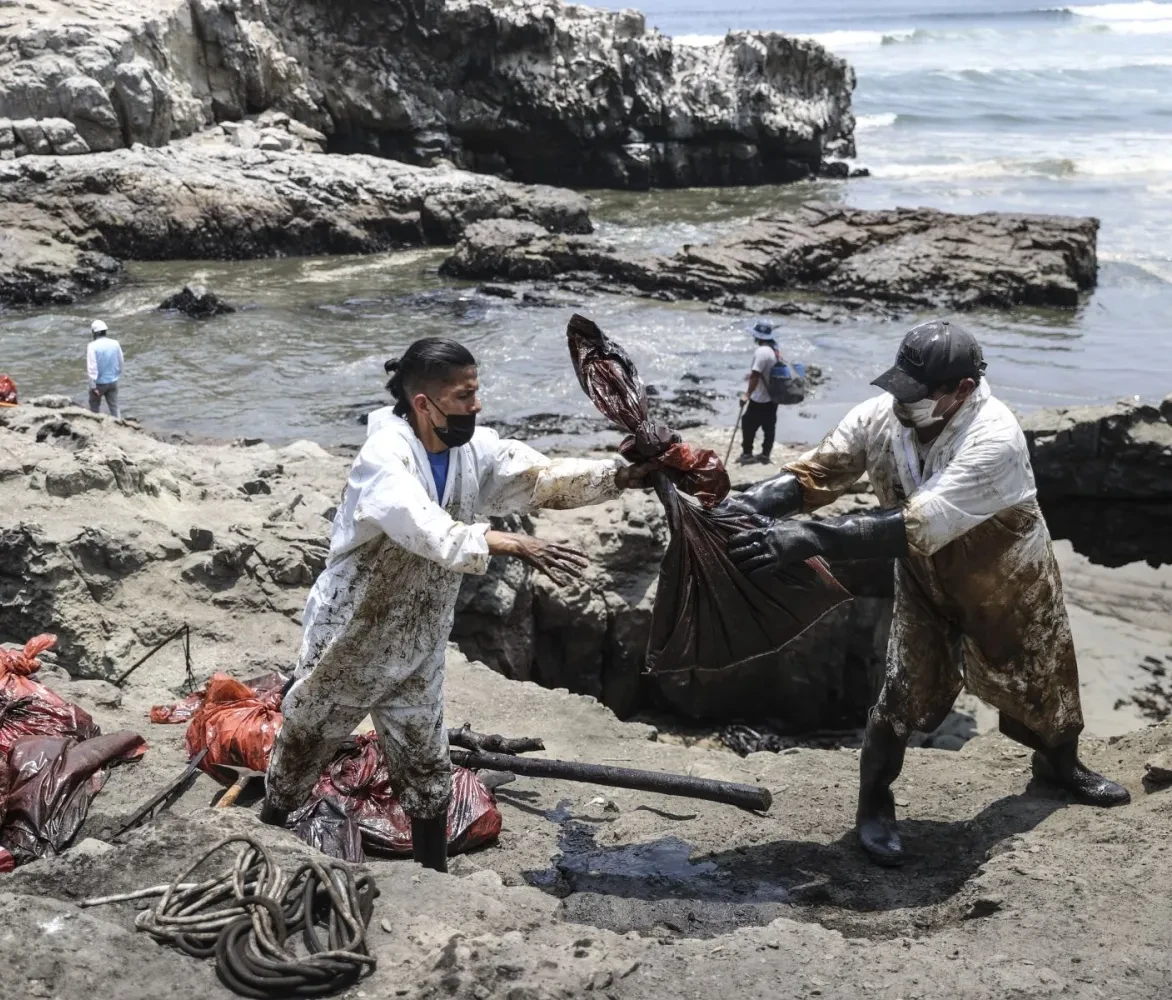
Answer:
785, 380, 1084, 746
266, 412, 623, 817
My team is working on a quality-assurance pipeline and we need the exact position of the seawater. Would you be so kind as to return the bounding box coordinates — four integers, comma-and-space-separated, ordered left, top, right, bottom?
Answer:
3, 1, 1169, 447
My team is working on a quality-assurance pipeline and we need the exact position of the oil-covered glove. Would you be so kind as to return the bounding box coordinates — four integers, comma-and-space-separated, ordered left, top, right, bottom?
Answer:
728, 508, 908, 576
719, 471, 804, 520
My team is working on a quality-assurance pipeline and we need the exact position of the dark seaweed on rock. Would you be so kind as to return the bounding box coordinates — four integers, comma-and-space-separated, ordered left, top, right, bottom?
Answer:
566, 314, 850, 678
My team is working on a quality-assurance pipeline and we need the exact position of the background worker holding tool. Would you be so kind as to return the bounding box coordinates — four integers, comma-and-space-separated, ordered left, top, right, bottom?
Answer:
262, 338, 653, 872
723, 319, 1130, 866
737, 320, 785, 466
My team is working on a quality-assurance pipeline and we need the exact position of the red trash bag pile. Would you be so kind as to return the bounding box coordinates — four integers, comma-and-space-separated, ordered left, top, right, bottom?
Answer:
152, 677, 503, 860
180, 673, 285, 774
290, 732, 501, 863
566, 314, 850, 686
150, 671, 286, 725
0, 635, 145, 869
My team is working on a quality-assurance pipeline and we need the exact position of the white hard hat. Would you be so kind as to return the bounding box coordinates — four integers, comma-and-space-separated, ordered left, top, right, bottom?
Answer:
91, 320, 108, 334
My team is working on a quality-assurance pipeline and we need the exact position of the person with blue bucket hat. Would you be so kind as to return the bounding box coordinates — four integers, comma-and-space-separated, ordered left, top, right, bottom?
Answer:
737, 320, 804, 465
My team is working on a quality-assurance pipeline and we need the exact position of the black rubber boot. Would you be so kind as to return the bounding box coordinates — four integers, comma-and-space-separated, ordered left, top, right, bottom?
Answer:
259, 798, 289, 828
856, 710, 909, 866
1032, 740, 1131, 807
411, 816, 448, 873
999, 714, 1130, 807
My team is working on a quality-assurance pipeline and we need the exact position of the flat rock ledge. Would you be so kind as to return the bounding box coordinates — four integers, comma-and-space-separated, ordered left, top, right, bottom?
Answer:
0, 138, 590, 306
442, 204, 1099, 313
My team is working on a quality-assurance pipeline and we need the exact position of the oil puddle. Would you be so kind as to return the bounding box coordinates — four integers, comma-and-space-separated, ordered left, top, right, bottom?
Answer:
525, 816, 792, 938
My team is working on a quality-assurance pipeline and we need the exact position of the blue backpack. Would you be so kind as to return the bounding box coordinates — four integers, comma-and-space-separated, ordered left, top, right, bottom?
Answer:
768, 359, 807, 405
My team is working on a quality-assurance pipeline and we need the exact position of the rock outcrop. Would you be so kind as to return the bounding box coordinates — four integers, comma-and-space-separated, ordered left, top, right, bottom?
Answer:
1022, 397, 1172, 567
442, 204, 1100, 312
0, 0, 856, 188
158, 284, 236, 318
0, 136, 590, 306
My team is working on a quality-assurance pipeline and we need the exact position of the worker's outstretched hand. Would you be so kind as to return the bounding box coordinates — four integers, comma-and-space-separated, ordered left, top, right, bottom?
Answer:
487, 531, 589, 587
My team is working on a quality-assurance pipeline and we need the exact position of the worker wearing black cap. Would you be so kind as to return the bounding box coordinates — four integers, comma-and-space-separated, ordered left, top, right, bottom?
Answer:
724, 319, 1129, 866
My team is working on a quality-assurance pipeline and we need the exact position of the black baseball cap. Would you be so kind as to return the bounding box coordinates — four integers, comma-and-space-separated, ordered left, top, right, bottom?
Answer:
871, 320, 986, 404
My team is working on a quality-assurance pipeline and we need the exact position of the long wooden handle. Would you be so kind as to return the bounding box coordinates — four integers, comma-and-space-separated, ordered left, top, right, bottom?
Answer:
217, 780, 246, 809
724, 399, 747, 467
450, 749, 772, 812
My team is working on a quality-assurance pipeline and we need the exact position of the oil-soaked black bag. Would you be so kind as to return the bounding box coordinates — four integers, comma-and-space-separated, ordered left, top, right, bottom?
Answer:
567, 315, 849, 680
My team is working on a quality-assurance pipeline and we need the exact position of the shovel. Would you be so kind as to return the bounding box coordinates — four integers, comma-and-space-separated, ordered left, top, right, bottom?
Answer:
211, 763, 266, 808
724, 398, 747, 467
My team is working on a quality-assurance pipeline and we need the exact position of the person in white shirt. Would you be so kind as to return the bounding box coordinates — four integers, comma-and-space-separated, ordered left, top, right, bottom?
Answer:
724, 320, 1129, 866
263, 338, 652, 871
86, 320, 124, 418
738, 320, 784, 465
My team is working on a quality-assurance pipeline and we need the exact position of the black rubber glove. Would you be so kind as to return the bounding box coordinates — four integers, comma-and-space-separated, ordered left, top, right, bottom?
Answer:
720, 471, 805, 519
728, 508, 908, 575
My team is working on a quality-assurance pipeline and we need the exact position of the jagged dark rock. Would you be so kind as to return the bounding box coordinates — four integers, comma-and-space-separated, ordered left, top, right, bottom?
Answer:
0, 0, 857, 189
1022, 398, 1172, 567
159, 284, 236, 318
441, 204, 1100, 312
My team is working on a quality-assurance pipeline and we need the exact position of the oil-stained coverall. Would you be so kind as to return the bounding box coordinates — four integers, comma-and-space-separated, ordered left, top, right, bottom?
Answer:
784, 379, 1084, 744
265, 414, 623, 819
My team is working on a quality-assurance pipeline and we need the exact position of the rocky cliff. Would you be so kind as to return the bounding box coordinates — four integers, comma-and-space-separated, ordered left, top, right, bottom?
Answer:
0, 0, 856, 188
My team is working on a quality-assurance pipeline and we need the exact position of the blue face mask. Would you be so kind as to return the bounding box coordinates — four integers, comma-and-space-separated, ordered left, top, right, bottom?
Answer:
426, 396, 476, 448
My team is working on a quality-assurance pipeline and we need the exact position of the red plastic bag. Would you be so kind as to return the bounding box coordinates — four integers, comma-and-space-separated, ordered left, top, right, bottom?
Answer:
567, 315, 850, 682
0, 634, 58, 676
0, 636, 100, 758
0, 373, 17, 406
290, 733, 502, 861
183, 673, 283, 773
151, 671, 286, 724
0, 731, 146, 864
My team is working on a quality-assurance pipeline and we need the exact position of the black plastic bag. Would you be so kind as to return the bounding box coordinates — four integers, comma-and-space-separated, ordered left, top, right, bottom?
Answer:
567, 314, 849, 680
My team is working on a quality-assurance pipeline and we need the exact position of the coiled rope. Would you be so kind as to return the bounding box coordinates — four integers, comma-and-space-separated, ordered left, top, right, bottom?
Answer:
82, 836, 378, 998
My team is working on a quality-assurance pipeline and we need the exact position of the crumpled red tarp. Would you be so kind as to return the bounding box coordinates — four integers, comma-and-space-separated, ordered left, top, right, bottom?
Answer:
0, 634, 146, 865
290, 733, 501, 862
566, 314, 851, 680
150, 671, 286, 724
0, 635, 100, 758
182, 673, 284, 775
153, 678, 503, 860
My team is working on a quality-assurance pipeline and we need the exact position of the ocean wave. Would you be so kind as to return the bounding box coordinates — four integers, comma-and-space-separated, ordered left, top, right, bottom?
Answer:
855, 112, 898, 131
799, 29, 915, 52
869, 152, 1169, 181
1064, 2, 1172, 21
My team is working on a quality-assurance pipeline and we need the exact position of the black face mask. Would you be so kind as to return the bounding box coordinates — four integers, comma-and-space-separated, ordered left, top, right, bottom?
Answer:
426, 396, 476, 449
